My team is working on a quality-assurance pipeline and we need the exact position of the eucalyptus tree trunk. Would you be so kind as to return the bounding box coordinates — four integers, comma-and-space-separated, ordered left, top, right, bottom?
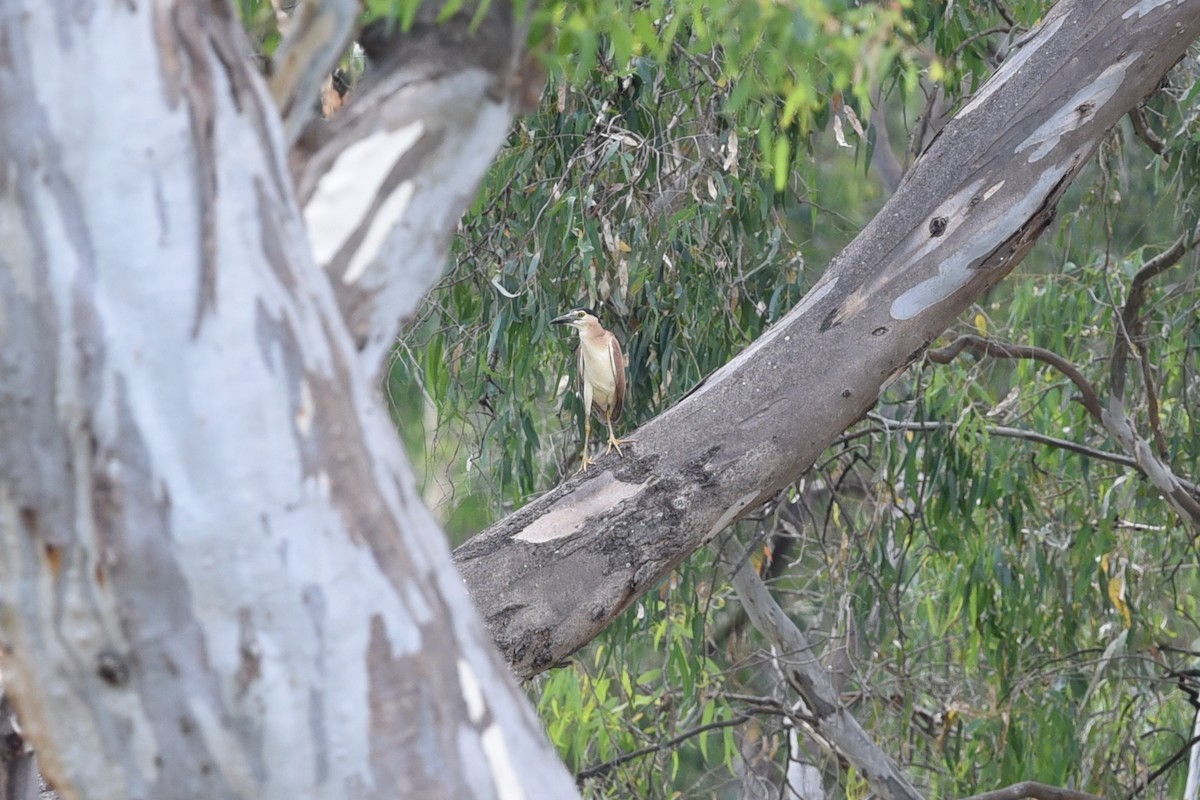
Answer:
0, 2, 577, 799
454, 0, 1200, 678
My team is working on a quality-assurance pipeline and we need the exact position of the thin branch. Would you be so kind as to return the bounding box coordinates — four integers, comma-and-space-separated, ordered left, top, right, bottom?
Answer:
870, 86, 905, 192
926, 335, 1104, 420
575, 714, 751, 782
1128, 106, 1167, 156
909, 82, 942, 162
717, 535, 925, 800
953, 25, 1013, 57
1111, 228, 1200, 402
1137, 345, 1169, 458
1125, 731, 1200, 799
862, 413, 1150, 474
991, 0, 1017, 27
868, 417, 1200, 496
960, 781, 1103, 800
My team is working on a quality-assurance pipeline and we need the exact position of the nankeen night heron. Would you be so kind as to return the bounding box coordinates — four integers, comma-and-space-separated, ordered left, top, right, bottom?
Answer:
551, 307, 630, 471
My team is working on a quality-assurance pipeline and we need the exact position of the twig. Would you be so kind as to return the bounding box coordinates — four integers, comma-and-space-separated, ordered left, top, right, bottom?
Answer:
991, 0, 1017, 27
1124, 731, 1200, 799
1111, 229, 1200, 402
952, 25, 1013, 57
862, 414, 1146, 474
875, 415, 1200, 497
1137, 348, 1168, 459
1128, 106, 1167, 157
926, 336, 1104, 420
909, 83, 942, 162
575, 714, 751, 782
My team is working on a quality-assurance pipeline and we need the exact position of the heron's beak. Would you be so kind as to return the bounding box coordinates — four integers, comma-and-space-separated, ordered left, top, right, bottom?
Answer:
550, 313, 574, 325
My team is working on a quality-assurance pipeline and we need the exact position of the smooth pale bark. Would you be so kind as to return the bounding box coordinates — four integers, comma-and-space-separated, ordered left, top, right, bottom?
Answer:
454, 0, 1200, 678
0, 2, 577, 799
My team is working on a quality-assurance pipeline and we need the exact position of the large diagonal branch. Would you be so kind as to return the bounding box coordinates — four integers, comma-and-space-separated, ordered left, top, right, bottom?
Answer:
453, 0, 1200, 678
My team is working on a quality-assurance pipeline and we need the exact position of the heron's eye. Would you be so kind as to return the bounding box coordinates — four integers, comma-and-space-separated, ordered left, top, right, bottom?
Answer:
576, 311, 584, 318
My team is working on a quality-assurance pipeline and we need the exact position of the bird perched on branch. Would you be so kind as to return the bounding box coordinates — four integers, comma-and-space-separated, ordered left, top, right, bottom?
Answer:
551, 307, 631, 471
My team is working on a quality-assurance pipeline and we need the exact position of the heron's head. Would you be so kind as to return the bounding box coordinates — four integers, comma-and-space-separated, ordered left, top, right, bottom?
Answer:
550, 307, 600, 331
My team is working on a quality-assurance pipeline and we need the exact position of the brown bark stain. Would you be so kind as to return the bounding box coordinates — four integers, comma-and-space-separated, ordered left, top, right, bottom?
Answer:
163, 3, 221, 337
252, 287, 468, 781
253, 179, 301, 296
40, 543, 61, 580
159, 0, 271, 337
0, 20, 111, 774
234, 609, 262, 700
360, 611, 478, 799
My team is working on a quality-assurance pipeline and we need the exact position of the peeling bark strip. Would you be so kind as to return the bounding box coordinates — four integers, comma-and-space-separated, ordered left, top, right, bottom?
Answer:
268, 0, 358, 146
454, 0, 1200, 679
0, 3, 578, 799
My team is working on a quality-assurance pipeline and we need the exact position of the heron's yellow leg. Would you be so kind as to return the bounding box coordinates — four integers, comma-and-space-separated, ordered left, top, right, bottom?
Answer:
603, 414, 634, 455
578, 413, 596, 472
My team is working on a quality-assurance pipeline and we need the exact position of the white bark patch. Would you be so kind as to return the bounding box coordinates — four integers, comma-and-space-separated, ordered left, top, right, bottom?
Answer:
890, 160, 1074, 320
514, 474, 644, 543
1016, 55, 1134, 163
958, 13, 1065, 119
1102, 397, 1176, 492
303, 123, 424, 267
982, 180, 1005, 202
0, 195, 36, 298
309, 470, 331, 499
457, 659, 486, 724
481, 725, 527, 800
342, 180, 415, 285
1124, 0, 1175, 19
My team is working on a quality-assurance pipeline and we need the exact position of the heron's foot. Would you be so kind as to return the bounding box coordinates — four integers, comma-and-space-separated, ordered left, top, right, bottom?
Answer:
576, 450, 596, 473
604, 434, 635, 456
